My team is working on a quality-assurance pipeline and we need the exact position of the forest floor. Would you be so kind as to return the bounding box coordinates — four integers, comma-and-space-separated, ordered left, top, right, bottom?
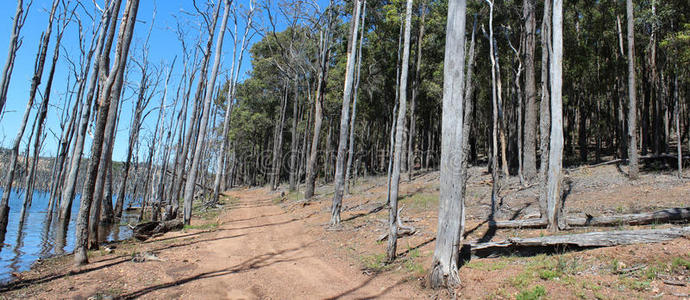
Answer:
1, 162, 690, 299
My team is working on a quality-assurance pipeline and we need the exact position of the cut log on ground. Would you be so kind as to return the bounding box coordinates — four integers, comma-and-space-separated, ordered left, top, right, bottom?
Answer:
468, 226, 690, 258
493, 207, 690, 229
132, 219, 184, 241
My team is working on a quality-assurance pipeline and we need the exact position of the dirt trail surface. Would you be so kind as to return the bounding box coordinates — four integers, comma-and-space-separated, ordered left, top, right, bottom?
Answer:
1, 188, 423, 299
156, 188, 420, 299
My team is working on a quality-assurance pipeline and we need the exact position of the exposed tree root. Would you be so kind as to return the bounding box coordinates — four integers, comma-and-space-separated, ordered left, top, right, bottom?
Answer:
377, 205, 416, 242
131, 219, 184, 241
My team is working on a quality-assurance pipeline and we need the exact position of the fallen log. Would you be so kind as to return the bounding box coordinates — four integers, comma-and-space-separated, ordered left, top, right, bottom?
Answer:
469, 226, 690, 258
132, 219, 184, 241
493, 207, 690, 229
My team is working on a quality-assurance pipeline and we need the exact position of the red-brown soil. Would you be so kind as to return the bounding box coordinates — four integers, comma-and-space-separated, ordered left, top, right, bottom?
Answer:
1, 164, 689, 299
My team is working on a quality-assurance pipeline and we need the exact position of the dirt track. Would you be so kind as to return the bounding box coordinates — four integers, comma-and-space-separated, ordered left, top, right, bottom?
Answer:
146, 188, 419, 299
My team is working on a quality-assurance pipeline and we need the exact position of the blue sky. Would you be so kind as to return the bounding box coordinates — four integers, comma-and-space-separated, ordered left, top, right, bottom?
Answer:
0, 0, 313, 162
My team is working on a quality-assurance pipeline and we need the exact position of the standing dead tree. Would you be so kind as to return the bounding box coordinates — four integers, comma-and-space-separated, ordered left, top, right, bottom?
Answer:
0, 0, 60, 245
304, 0, 335, 200
405, 1, 425, 183
344, 0, 367, 194
546, 0, 565, 231
626, 0, 639, 179
114, 35, 159, 219
74, 0, 139, 265
170, 0, 222, 220
211, 0, 255, 205
183, 0, 232, 225
0, 0, 32, 118
428, 0, 467, 289
58, 0, 114, 237
330, 0, 362, 225
386, 0, 413, 263
19, 0, 73, 226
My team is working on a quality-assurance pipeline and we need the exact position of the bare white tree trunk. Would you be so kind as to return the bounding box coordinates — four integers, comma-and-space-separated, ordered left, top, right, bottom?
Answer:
0, 0, 60, 245
212, 2, 254, 202
345, 0, 367, 194
428, 0, 467, 288
74, 0, 138, 265
407, 2, 425, 182
546, 0, 564, 232
183, 0, 232, 225
330, 0, 361, 225
386, 0, 413, 263
0, 0, 30, 117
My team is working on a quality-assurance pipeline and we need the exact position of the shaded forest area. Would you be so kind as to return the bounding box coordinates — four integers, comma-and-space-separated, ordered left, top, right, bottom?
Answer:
0, 0, 688, 291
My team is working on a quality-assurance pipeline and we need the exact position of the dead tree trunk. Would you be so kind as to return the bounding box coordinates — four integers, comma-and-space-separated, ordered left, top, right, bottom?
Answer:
386, 0, 412, 262
523, 0, 538, 181
74, 0, 138, 266
538, 0, 551, 219
626, 0, 639, 179
471, 226, 690, 258
304, 3, 334, 199
0, 0, 59, 245
0, 0, 30, 116
330, 0, 361, 225
674, 72, 681, 178
20, 8, 66, 224
428, 0, 467, 289
546, 0, 564, 232
182, 0, 230, 225
345, 0, 367, 194
271, 84, 288, 191
406, 1, 425, 183
486, 0, 501, 217
213, 4, 253, 202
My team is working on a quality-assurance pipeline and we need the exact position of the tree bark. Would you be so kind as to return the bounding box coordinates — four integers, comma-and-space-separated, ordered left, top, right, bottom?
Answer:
0, 0, 59, 245
386, 0, 413, 262
183, 0, 231, 225
345, 0, 367, 194
0, 0, 29, 116
546, 0, 564, 232
538, 0, 551, 219
74, 0, 138, 265
522, 0, 537, 181
330, 0, 361, 225
428, 0, 467, 289
471, 226, 690, 258
407, 2, 425, 182
626, 0, 639, 179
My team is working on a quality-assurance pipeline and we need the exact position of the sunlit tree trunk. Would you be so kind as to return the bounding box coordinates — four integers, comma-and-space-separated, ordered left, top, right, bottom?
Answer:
74, 0, 138, 265
0, 0, 30, 116
0, 0, 60, 245
406, 1, 425, 182
386, 0, 413, 262
428, 0, 467, 288
183, 0, 231, 225
546, 0, 564, 232
345, 0, 367, 194
330, 0, 361, 225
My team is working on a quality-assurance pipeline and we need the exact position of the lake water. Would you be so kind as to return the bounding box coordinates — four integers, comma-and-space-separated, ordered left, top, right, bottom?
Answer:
0, 188, 138, 284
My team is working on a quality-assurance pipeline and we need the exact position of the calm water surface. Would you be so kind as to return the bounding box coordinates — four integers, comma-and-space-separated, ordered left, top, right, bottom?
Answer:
0, 188, 138, 284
